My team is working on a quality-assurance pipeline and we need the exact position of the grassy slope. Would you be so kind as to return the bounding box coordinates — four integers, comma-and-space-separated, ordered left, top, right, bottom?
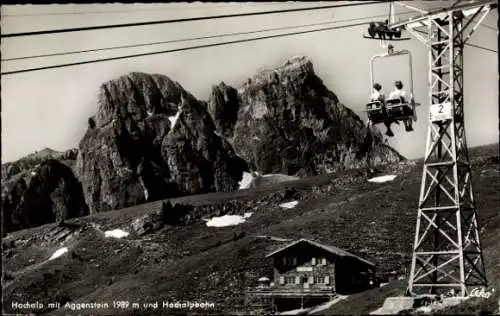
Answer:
2, 144, 498, 316
319, 144, 500, 315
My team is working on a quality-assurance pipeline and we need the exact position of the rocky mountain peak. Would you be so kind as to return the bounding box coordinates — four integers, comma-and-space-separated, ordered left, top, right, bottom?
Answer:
3, 58, 404, 230
209, 57, 402, 175
78, 72, 246, 214
94, 72, 196, 129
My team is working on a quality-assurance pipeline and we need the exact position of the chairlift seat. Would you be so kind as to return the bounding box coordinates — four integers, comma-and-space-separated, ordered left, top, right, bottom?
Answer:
366, 101, 386, 124
386, 98, 414, 120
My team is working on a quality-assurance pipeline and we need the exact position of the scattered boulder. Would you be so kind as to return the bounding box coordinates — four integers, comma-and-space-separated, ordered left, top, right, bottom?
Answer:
158, 200, 258, 227
161, 201, 193, 226
259, 187, 304, 204
131, 213, 164, 236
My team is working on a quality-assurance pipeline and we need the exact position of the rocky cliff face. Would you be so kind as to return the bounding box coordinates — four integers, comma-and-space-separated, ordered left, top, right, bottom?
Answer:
77, 72, 247, 214
208, 56, 403, 176
1, 159, 88, 235
208, 82, 240, 139
2, 56, 404, 231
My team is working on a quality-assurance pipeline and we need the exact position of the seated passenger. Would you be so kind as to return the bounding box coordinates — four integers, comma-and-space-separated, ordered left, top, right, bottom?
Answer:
389, 80, 414, 132
370, 83, 385, 102
389, 80, 407, 103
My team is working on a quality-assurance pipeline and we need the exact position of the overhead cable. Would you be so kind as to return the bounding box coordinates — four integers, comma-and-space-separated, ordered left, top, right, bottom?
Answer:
1, 3, 280, 17
2, 11, 415, 62
1, 2, 382, 38
1, 21, 369, 75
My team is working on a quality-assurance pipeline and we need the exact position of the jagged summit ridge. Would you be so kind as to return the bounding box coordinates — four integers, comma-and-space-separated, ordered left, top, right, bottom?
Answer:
209, 57, 402, 176
94, 72, 195, 129
3, 57, 404, 230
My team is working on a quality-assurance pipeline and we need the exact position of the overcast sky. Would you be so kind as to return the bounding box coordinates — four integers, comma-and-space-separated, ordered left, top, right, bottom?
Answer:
1, 1, 498, 163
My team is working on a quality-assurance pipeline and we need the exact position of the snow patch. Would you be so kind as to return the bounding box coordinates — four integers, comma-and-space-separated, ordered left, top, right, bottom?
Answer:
368, 175, 397, 183
243, 212, 253, 219
168, 110, 181, 128
279, 308, 311, 315
416, 306, 433, 313
49, 247, 68, 260
146, 110, 153, 116
280, 201, 299, 209
206, 215, 249, 227
104, 229, 130, 239
308, 296, 349, 313
31, 171, 37, 176
239, 172, 255, 190
262, 173, 300, 181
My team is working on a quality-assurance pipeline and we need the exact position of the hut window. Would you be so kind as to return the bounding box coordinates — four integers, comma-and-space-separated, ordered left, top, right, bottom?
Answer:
311, 257, 317, 265
314, 276, 325, 284
320, 258, 327, 265
284, 276, 295, 284
282, 257, 297, 267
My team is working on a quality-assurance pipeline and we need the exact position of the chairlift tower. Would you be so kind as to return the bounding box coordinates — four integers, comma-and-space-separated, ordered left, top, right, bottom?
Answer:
388, 0, 496, 297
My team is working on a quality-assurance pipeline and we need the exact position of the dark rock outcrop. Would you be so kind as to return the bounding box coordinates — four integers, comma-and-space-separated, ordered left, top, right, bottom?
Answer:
208, 56, 403, 176
207, 82, 240, 138
160, 200, 256, 227
1, 159, 89, 235
77, 72, 247, 214
1, 148, 78, 182
131, 213, 164, 236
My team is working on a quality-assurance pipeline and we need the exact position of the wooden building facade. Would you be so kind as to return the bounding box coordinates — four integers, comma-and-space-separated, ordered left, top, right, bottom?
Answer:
246, 239, 376, 312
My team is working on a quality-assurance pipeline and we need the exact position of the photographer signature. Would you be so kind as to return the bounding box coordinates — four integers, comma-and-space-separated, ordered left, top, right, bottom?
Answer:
470, 287, 495, 299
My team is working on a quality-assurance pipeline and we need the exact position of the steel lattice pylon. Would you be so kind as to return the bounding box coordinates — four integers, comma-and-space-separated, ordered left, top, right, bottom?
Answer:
400, 4, 494, 296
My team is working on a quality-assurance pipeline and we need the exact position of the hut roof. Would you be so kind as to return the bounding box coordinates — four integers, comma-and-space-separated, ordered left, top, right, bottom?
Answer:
265, 238, 375, 267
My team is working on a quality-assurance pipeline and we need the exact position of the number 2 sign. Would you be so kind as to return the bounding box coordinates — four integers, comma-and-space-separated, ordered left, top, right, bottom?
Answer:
429, 102, 452, 122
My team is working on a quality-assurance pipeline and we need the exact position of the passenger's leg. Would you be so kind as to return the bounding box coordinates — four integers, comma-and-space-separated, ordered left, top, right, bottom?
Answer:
384, 121, 394, 137
407, 119, 414, 131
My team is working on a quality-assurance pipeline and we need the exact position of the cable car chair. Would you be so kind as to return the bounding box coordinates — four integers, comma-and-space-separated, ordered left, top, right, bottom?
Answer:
367, 45, 420, 127
362, 2, 420, 134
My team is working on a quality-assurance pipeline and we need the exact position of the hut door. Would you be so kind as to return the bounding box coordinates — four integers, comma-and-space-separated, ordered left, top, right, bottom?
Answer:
302, 275, 309, 289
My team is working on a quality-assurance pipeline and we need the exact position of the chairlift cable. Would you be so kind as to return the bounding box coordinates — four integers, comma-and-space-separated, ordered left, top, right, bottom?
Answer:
465, 42, 497, 53
1, 21, 372, 76
1, 2, 383, 38
1, 3, 284, 17
2, 11, 416, 62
